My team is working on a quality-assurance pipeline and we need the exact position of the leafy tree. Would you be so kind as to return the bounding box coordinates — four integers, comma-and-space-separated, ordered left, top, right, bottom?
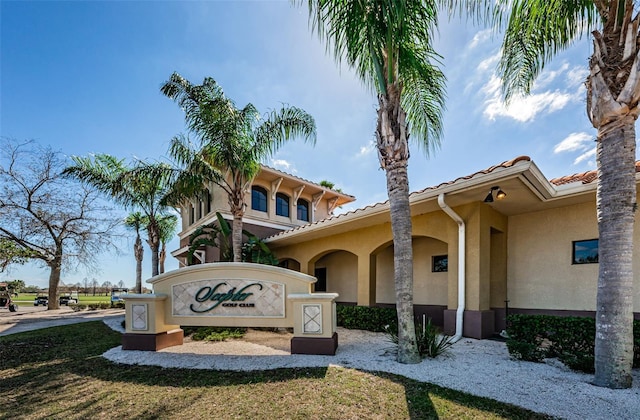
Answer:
160, 72, 317, 262
302, 0, 446, 363
447, 0, 637, 390
124, 212, 147, 293
0, 139, 120, 309
5, 279, 25, 293
64, 155, 175, 278
0, 239, 35, 271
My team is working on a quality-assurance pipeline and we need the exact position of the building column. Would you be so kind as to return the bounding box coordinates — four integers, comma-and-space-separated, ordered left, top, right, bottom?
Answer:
356, 253, 376, 306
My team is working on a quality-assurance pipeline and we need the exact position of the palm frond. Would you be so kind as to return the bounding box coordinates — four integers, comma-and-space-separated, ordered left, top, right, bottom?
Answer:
253, 105, 317, 159
498, 0, 599, 101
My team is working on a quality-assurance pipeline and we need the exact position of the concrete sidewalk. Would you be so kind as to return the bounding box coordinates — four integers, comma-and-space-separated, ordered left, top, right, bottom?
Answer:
0, 306, 125, 336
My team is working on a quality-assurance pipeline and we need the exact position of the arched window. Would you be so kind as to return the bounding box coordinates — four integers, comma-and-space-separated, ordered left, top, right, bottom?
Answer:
276, 193, 290, 217
251, 186, 267, 212
297, 199, 309, 222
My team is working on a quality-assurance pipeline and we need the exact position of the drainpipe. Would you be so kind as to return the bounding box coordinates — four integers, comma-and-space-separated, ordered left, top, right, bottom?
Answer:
437, 193, 465, 343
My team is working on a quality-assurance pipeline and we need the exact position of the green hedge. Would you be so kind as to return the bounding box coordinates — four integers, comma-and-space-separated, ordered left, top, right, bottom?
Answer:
336, 305, 397, 332
506, 314, 640, 373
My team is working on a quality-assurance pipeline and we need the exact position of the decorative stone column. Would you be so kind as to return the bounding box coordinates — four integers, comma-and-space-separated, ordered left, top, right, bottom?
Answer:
288, 293, 339, 355
122, 294, 184, 351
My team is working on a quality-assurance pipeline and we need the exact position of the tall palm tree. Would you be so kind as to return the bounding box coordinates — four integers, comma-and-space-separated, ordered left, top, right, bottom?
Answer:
157, 213, 178, 274
64, 155, 173, 278
160, 72, 317, 261
124, 212, 147, 293
446, 0, 637, 389
302, 1, 446, 363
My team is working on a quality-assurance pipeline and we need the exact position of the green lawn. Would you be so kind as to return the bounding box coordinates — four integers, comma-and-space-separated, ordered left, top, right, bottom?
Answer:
13, 293, 112, 306
0, 322, 553, 419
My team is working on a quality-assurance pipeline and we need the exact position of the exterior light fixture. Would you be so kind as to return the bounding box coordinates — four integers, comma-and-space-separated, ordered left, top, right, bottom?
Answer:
484, 186, 506, 203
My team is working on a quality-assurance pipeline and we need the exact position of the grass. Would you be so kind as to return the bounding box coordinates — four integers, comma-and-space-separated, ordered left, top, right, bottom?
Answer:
13, 293, 113, 306
0, 322, 553, 419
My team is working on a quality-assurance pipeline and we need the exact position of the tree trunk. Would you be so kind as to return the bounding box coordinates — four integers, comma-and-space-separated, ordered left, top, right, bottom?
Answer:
147, 222, 160, 277
232, 214, 243, 262
587, 24, 638, 388
47, 251, 62, 310
159, 243, 166, 274
377, 85, 420, 364
134, 235, 143, 294
593, 115, 636, 389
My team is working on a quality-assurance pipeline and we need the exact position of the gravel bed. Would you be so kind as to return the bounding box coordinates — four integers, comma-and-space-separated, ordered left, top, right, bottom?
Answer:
102, 318, 639, 419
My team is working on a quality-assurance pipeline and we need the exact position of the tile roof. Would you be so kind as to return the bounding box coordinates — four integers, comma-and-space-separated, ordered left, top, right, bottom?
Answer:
260, 164, 355, 199
265, 156, 531, 241
549, 161, 640, 186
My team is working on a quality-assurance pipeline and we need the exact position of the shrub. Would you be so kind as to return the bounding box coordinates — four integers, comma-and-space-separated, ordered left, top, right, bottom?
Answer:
111, 302, 125, 309
506, 315, 640, 373
182, 326, 247, 342
69, 303, 87, 312
386, 318, 454, 358
336, 305, 397, 332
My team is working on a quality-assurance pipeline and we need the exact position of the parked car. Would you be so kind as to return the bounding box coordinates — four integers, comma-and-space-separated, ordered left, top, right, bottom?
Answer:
110, 288, 129, 304
34, 294, 48, 306
59, 291, 79, 306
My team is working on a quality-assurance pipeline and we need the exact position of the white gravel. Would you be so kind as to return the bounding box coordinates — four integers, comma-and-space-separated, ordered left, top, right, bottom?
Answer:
102, 317, 639, 419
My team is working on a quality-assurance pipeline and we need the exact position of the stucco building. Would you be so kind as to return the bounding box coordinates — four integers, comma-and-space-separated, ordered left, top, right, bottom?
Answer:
172, 157, 640, 340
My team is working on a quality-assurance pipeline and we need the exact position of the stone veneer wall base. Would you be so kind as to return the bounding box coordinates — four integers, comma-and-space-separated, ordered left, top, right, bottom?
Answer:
122, 329, 184, 351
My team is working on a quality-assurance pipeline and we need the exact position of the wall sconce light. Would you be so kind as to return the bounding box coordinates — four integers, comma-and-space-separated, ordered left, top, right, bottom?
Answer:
484, 186, 507, 203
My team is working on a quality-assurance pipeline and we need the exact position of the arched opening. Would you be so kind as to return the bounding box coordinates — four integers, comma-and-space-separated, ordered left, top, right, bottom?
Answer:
312, 250, 358, 303
373, 236, 448, 325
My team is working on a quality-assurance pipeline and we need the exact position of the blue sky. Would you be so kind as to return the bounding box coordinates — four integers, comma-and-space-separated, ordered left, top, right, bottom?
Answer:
1, 1, 603, 289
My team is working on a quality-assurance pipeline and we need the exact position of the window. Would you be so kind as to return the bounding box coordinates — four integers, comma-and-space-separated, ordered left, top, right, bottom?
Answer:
432, 255, 448, 272
251, 186, 267, 212
189, 206, 195, 225
573, 239, 599, 264
276, 193, 290, 217
297, 199, 309, 222
206, 192, 212, 214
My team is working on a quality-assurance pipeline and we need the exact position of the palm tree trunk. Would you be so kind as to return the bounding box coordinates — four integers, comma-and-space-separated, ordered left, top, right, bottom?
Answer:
134, 235, 143, 293
593, 114, 635, 389
159, 243, 166, 274
232, 214, 243, 262
147, 222, 160, 277
377, 86, 420, 364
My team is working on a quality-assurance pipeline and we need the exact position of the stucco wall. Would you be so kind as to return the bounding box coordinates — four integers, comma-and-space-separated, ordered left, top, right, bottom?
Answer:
375, 237, 448, 305
315, 251, 358, 302
507, 200, 640, 311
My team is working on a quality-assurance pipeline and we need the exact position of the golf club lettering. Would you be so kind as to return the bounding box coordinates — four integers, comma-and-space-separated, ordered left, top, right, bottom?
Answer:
190, 282, 263, 313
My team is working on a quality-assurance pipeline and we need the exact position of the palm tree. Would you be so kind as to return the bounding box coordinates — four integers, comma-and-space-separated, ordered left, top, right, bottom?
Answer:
160, 72, 317, 261
124, 212, 147, 293
446, 0, 636, 390
157, 213, 178, 274
302, 1, 446, 363
64, 155, 173, 278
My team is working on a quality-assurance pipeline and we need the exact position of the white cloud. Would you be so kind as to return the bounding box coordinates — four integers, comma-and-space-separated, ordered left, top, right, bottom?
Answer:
271, 159, 297, 173
553, 132, 593, 154
566, 67, 589, 87
483, 85, 571, 122
356, 140, 376, 158
574, 147, 597, 165
477, 52, 500, 73
535, 62, 569, 89
477, 60, 582, 123
468, 29, 492, 50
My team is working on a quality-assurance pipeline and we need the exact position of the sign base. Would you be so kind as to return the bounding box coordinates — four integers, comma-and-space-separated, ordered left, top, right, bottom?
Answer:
122, 328, 184, 351
290, 332, 338, 355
